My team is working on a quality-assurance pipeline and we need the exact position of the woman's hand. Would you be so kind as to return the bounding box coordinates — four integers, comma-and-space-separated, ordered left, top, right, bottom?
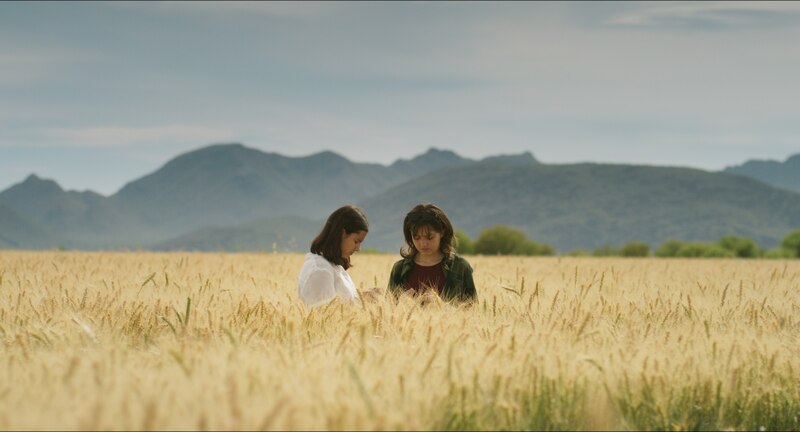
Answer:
360, 287, 384, 302
418, 289, 441, 307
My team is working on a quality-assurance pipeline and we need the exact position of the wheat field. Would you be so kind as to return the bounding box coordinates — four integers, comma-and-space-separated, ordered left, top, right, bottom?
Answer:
1, 251, 798, 430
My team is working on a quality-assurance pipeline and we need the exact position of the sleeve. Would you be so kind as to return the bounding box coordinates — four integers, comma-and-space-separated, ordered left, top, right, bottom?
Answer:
461, 260, 478, 303
387, 260, 405, 298
299, 266, 337, 308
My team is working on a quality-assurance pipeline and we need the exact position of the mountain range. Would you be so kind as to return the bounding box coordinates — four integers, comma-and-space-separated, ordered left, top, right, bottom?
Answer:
1, 143, 798, 253
723, 154, 800, 193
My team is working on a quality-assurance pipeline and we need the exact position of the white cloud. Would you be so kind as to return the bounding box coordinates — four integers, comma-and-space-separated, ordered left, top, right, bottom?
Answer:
0, 43, 95, 87
2, 1, 800, 186
43, 124, 237, 148
605, 1, 800, 29
112, 1, 340, 18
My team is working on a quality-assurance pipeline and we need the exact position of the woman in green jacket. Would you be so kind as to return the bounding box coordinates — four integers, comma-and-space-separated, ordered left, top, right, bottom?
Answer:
388, 203, 477, 304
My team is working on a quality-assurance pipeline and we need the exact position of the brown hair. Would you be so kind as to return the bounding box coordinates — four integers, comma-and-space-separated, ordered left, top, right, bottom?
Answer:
310, 205, 369, 269
400, 203, 455, 259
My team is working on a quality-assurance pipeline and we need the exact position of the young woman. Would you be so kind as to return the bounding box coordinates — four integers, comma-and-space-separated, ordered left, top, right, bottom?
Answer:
298, 204, 375, 307
388, 203, 477, 304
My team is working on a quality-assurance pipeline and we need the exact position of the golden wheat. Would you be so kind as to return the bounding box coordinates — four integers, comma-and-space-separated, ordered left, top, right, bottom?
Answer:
0, 251, 798, 430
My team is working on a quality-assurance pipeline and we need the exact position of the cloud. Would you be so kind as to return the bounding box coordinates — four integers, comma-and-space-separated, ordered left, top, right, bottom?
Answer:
0, 43, 95, 87
110, 1, 340, 18
604, 1, 800, 30
42, 124, 237, 148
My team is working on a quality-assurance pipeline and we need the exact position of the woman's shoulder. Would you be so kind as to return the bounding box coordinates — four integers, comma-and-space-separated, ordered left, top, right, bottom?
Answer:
389, 256, 413, 275
391, 256, 412, 267
448, 253, 473, 270
299, 253, 337, 289
446, 252, 467, 261
302, 253, 335, 271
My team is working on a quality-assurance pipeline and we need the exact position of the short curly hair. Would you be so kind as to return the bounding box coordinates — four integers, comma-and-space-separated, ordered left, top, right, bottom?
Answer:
400, 203, 455, 259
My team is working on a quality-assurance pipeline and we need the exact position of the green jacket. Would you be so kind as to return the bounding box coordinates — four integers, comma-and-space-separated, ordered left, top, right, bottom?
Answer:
388, 254, 477, 304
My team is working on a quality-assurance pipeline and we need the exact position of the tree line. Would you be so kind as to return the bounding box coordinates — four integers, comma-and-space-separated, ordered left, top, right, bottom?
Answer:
455, 226, 800, 259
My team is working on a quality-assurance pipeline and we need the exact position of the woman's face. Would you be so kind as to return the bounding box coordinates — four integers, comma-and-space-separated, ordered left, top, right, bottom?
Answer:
412, 226, 442, 258
341, 230, 367, 259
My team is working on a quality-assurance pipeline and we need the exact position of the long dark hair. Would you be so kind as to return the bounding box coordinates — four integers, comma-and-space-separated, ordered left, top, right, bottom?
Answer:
310, 205, 369, 269
400, 203, 455, 259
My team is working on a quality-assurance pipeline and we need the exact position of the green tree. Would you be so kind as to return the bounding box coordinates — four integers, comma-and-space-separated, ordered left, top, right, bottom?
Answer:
655, 240, 684, 257
763, 248, 795, 259
474, 225, 554, 256
676, 243, 733, 258
515, 240, 555, 256
475, 225, 527, 255
717, 235, 759, 258
780, 230, 800, 258
454, 229, 475, 255
619, 241, 650, 257
592, 245, 618, 257
702, 245, 735, 258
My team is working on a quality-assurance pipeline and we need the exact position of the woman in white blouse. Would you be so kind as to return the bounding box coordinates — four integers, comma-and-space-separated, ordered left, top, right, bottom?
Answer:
298, 205, 377, 307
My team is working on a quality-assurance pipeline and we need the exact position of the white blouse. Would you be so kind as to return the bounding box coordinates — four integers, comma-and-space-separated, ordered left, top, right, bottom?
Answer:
298, 253, 359, 307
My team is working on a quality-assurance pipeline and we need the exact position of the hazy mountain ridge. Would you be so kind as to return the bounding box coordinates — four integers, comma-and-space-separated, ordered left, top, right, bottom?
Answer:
151, 216, 321, 252
360, 163, 800, 252
108, 144, 518, 235
0, 143, 531, 249
0, 203, 62, 248
110, 143, 396, 233
722, 153, 800, 193
1, 143, 797, 252
0, 174, 138, 247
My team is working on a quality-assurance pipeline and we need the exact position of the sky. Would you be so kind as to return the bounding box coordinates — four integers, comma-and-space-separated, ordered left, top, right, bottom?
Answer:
2, 1, 800, 195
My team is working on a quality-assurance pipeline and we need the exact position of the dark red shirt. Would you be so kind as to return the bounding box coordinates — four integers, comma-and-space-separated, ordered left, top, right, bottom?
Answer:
406, 261, 445, 294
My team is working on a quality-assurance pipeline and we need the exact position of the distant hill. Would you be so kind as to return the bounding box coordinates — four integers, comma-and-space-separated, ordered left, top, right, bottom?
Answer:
110, 144, 402, 235
1, 144, 520, 250
3, 142, 798, 253
0, 175, 141, 248
109, 144, 533, 236
360, 162, 800, 253
388, 148, 470, 176
723, 154, 800, 193
152, 216, 321, 252
136, 146, 536, 251
0, 203, 63, 249
387, 148, 535, 176
479, 151, 539, 166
